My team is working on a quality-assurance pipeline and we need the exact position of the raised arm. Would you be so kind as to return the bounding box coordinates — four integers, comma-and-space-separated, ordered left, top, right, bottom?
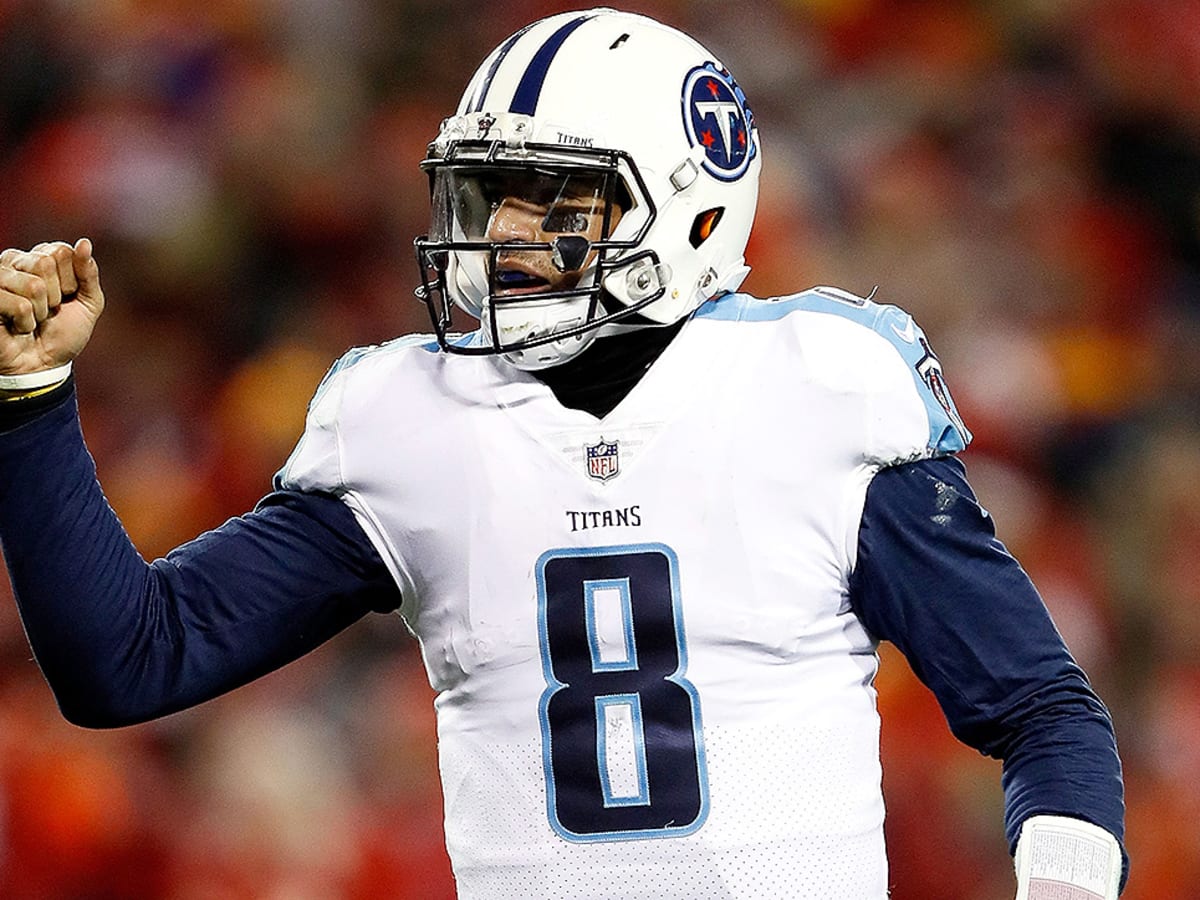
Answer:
0, 242, 402, 727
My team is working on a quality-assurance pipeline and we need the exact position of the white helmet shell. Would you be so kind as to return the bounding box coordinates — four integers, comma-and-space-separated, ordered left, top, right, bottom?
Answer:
415, 8, 761, 368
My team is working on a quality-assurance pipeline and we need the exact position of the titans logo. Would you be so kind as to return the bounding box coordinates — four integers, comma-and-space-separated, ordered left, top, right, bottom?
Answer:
682, 62, 757, 182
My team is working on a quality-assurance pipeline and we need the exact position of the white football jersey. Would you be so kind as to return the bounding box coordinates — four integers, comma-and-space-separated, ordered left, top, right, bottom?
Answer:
278, 288, 969, 899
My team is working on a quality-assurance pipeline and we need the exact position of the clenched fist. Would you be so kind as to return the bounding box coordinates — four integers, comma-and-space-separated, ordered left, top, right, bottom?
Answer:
0, 238, 104, 377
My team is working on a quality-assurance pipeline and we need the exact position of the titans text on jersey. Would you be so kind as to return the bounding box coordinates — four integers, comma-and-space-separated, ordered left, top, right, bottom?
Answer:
565, 506, 643, 532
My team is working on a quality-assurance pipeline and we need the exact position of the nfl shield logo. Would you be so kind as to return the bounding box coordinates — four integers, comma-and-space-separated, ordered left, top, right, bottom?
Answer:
585, 439, 620, 481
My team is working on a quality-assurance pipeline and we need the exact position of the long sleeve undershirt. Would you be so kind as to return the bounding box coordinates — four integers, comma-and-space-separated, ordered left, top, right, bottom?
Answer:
0, 381, 401, 725
850, 456, 1126, 882
0, 380, 1125, 883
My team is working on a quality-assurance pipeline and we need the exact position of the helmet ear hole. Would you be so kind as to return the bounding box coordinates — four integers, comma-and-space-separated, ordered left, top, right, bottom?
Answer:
689, 207, 725, 248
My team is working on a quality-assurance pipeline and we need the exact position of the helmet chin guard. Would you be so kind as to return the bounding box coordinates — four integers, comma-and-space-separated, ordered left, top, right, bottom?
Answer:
413, 9, 760, 370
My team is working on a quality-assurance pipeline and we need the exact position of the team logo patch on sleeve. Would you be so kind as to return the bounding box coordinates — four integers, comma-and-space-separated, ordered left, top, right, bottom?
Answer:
585, 438, 620, 481
682, 62, 756, 182
915, 336, 971, 447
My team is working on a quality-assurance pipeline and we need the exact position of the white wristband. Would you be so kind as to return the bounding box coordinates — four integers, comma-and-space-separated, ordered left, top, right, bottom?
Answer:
1015, 814, 1122, 900
0, 362, 73, 391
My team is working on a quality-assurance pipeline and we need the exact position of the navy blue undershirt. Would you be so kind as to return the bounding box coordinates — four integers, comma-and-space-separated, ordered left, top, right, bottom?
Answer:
0, 378, 1126, 883
850, 456, 1126, 879
0, 380, 401, 725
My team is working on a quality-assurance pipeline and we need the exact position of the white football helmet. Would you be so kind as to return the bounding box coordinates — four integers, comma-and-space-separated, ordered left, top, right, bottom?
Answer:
415, 8, 761, 369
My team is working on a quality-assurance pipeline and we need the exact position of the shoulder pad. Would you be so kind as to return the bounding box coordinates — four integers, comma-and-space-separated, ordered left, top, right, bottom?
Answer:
698, 289, 971, 455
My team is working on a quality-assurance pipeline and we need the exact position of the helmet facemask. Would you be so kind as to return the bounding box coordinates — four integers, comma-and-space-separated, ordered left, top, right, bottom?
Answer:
413, 10, 761, 370
415, 130, 671, 370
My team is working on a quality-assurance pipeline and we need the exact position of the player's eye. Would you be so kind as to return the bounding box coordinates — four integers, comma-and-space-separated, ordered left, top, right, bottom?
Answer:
542, 207, 593, 233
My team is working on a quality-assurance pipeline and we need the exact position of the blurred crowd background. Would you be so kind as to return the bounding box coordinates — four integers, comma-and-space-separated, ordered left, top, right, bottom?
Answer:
0, 0, 1197, 897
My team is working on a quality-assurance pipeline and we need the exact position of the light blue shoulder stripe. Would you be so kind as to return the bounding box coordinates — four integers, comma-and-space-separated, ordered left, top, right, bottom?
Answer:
308, 334, 441, 407
275, 334, 443, 491
695, 289, 971, 455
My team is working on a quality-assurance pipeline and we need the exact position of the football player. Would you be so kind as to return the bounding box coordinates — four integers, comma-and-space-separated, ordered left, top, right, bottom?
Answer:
0, 9, 1125, 899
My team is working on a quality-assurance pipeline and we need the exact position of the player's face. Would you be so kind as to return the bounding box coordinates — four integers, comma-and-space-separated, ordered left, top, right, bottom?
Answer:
485, 173, 622, 296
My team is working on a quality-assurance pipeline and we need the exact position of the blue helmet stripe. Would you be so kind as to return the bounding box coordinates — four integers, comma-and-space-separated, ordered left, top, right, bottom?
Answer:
509, 14, 594, 115
468, 23, 535, 113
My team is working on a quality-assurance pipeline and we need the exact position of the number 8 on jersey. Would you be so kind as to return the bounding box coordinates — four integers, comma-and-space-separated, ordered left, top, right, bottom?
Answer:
536, 544, 710, 842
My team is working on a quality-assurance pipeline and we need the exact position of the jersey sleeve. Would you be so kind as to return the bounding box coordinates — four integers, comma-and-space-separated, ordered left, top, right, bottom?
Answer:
863, 301, 971, 463
712, 287, 972, 465
271, 344, 424, 608
806, 287, 971, 464
849, 455, 1127, 887
274, 347, 371, 494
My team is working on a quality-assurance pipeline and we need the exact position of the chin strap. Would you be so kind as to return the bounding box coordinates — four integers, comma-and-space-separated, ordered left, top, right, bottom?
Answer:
1014, 815, 1123, 899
